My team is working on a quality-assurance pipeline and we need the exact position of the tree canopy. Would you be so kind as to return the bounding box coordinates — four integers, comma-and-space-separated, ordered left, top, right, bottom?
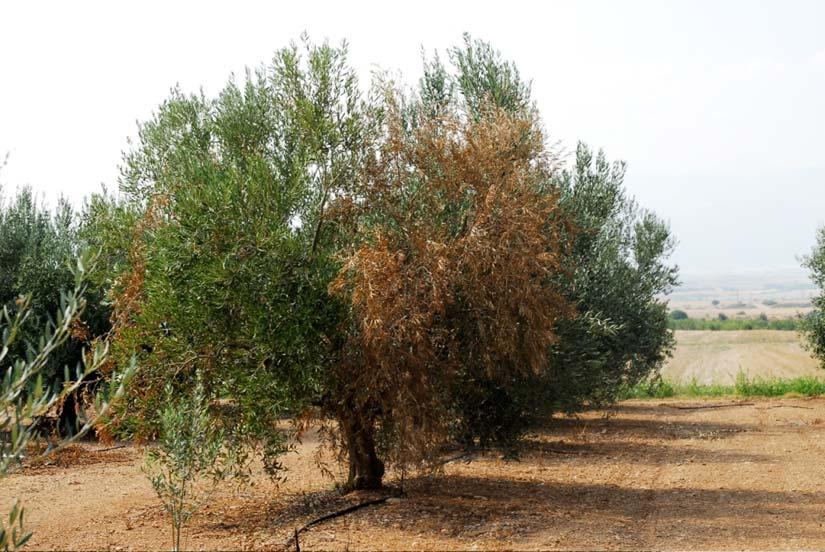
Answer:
84, 34, 678, 491
802, 226, 825, 365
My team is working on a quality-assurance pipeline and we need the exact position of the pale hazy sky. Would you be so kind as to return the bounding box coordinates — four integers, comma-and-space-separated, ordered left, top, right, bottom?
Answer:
1, 0, 823, 273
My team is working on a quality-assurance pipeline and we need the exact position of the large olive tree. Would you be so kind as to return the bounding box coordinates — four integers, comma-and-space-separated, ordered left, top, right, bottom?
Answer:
98, 34, 677, 490
99, 36, 576, 491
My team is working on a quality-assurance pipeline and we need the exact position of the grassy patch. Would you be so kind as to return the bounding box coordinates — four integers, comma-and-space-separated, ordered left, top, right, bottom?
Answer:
668, 318, 801, 331
619, 372, 825, 400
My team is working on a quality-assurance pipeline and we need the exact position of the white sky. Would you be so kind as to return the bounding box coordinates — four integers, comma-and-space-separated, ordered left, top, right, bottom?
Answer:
1, 0, 823, 273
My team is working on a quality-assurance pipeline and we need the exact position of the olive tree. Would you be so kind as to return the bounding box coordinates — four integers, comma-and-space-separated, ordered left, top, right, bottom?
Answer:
99, 34, 677, 491
802, 226, 825, 365
1, 252, 133, 551
143, 379, 238, 552
101, 36, 575, 492
0, 186, 112, 436
543, 143, 678, 412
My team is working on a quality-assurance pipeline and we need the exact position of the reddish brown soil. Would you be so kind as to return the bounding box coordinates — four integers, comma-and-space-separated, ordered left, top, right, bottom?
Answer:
4, 398, 825, 551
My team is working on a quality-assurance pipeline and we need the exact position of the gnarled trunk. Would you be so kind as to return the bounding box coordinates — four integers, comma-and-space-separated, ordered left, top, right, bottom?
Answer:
57, 391, 79, 438
340, 407, 384, 490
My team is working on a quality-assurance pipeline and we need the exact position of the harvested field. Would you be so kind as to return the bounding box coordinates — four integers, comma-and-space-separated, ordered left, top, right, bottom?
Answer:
661, 330, 822, 384
4, 398, 825, 550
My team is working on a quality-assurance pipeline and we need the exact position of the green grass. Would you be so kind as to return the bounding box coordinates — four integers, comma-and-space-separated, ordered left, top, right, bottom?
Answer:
619, 372, 825, 400
668, 318, 801, 331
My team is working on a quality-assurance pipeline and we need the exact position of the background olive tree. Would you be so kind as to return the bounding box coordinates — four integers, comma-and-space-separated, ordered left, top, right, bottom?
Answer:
0, 185, 112, 436
1, 252, 133, 551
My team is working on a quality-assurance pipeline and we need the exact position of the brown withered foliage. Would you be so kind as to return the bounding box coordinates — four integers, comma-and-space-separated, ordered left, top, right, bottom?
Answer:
97, 195, 168, 435
329, 93, 573, 487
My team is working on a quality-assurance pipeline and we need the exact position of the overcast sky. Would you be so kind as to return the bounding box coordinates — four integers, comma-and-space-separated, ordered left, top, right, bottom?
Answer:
1, 0, 823, 273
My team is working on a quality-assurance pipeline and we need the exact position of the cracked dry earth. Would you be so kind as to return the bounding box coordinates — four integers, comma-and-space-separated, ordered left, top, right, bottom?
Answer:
4, 398, 825, 551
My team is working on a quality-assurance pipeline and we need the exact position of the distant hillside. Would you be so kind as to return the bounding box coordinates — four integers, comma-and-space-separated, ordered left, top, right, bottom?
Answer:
667, 267, 817, 319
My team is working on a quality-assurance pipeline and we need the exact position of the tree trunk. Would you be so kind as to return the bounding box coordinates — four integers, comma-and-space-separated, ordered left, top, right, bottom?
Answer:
340, 408, 385, 491
57, 391, 79, 438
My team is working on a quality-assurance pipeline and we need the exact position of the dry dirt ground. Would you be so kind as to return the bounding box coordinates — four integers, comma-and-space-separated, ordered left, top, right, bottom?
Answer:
5, 398, 825, 551
661, 330, 822, 384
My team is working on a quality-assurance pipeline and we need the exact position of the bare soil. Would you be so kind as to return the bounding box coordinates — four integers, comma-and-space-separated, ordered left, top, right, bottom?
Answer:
4, 398, 825, 550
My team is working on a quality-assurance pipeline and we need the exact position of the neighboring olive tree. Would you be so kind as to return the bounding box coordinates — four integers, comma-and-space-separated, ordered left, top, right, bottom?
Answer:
543, 144, 678, 414
802, 226, 825, 365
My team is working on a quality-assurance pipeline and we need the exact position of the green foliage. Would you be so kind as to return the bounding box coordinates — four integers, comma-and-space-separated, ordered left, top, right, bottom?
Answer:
0, 252, 134, 551
670, 309, 689, 320
448, 33, 533, 118
669, 317, 799, 331
733, 373, 825, 396
143, 379, 238, 552
1, 189, 84, 383
619, 372, 825, 399
803, 226, 825, 366
0, 180, 114, 438
544, 143, 678, 411
0, 501, 29, 552
101, 36, 375, 472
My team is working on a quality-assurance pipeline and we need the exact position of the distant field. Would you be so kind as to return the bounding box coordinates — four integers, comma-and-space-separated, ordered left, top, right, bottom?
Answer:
671, 302, 812, 321
661, 330, 823, 385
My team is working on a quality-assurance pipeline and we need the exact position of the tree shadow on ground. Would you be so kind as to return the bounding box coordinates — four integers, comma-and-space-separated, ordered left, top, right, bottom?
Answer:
205, 406, 812, 549
520, 438, 771, 466
547, 412, 756, 441
217, 470, 825, 550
